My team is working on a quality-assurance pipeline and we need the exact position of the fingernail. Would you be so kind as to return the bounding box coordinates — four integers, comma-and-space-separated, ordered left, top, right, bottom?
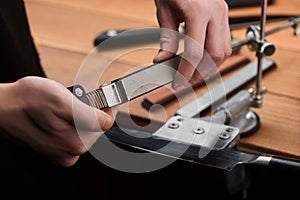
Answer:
153, 50, 162, 63
172, 82, 185, 91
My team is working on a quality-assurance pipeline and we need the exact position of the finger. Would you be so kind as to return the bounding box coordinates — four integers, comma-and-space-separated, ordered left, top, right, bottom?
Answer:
204, 3, 232, 66
74, 107, 118, 152
153, 49, 176, 63
153, 3, 180, 62
192, 51, 219, 82
153, 28, 180, 62
172, 57, 195, 90
103, 105, 118, 121
57, 90, 114, 132
173, 13, 209, 89
73, 98, 114, 132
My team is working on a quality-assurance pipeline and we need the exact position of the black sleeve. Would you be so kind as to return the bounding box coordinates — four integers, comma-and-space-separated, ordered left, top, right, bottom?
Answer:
0, 0, 46, 83
0, 1, 94, 198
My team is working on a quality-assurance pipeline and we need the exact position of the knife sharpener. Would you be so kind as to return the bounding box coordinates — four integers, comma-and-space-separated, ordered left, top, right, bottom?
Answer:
206, 90, 262, 137
153, 115, 240, 151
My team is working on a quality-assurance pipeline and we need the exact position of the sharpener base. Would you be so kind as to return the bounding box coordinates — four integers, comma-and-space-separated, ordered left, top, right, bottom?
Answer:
231, 110, 261, 137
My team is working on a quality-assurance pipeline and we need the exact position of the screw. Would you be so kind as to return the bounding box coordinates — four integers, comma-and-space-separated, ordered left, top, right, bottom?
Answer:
193, 127, 205, 135
219, 132, 230, 140
75, 87, 83, 97
168, 122, 179, 129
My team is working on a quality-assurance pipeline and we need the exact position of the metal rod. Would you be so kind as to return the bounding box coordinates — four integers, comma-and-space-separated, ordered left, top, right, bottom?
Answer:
259, 0, 268, 41
265, 17, 300, 36
232, 18, 300, 50
254, 0, 268, 105
231, 40, 250, 50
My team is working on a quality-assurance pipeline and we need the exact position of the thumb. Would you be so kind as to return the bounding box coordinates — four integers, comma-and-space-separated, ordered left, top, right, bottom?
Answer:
94, 108, 115, 132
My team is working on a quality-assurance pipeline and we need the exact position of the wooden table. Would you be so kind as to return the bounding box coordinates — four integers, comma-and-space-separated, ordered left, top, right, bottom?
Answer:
24, 0, 300, 160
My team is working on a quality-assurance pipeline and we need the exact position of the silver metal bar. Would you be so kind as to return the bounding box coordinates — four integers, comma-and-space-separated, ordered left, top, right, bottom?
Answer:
259, 0, 268, 41
254, 0, 268, 99
79, 55, 181, 109
116, 55, 181, 101
176, 58, 275, 118
265, 17, 300, 36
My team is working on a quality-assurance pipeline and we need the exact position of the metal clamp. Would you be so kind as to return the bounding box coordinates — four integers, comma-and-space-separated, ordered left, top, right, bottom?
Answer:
153, 116, 240, 150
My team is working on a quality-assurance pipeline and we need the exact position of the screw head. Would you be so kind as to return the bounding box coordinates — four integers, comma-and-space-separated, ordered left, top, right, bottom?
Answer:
219, 132, 230, 140
193, 127, 205, 135
168, 122, 179, 129
75, 87, 83, 97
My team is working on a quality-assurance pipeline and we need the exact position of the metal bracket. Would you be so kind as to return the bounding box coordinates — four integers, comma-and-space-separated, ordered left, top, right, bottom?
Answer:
153, 116, 240, 150
210, 90, 261, 137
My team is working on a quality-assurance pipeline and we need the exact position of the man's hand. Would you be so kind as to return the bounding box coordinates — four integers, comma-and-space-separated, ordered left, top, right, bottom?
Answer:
153, 0, 232, 89
0, 76, 115, 167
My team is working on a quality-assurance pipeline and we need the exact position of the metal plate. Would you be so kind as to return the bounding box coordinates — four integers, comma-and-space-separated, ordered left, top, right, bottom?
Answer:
153, 116, 240, 150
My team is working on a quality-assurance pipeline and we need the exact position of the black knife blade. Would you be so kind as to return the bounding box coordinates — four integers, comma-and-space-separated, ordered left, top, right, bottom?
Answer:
104, 124, 300, 172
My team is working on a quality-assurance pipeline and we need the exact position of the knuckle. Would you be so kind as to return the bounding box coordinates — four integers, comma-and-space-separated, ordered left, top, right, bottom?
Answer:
209, 47, 232, 64
211, 52, 226, 64
57, 156, 80, 167
185, 1, 208, 16
70, 142, 88, 156
74, 146, 88, 155
223, 1, 230, 12
217, 0, 229, 13
62, 136, 89, 157
225, 48, 232, 58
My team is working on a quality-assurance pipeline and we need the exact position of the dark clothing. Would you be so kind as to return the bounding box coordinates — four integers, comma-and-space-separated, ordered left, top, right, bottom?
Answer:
0, 0, 89, 198
0, 0, 45, 83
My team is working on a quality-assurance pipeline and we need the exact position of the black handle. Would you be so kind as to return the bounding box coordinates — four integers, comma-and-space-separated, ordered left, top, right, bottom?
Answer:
94, 30, 123, 46
225, 0, 275, 8
268, 156, 300, 173
93, 28, 161, 50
